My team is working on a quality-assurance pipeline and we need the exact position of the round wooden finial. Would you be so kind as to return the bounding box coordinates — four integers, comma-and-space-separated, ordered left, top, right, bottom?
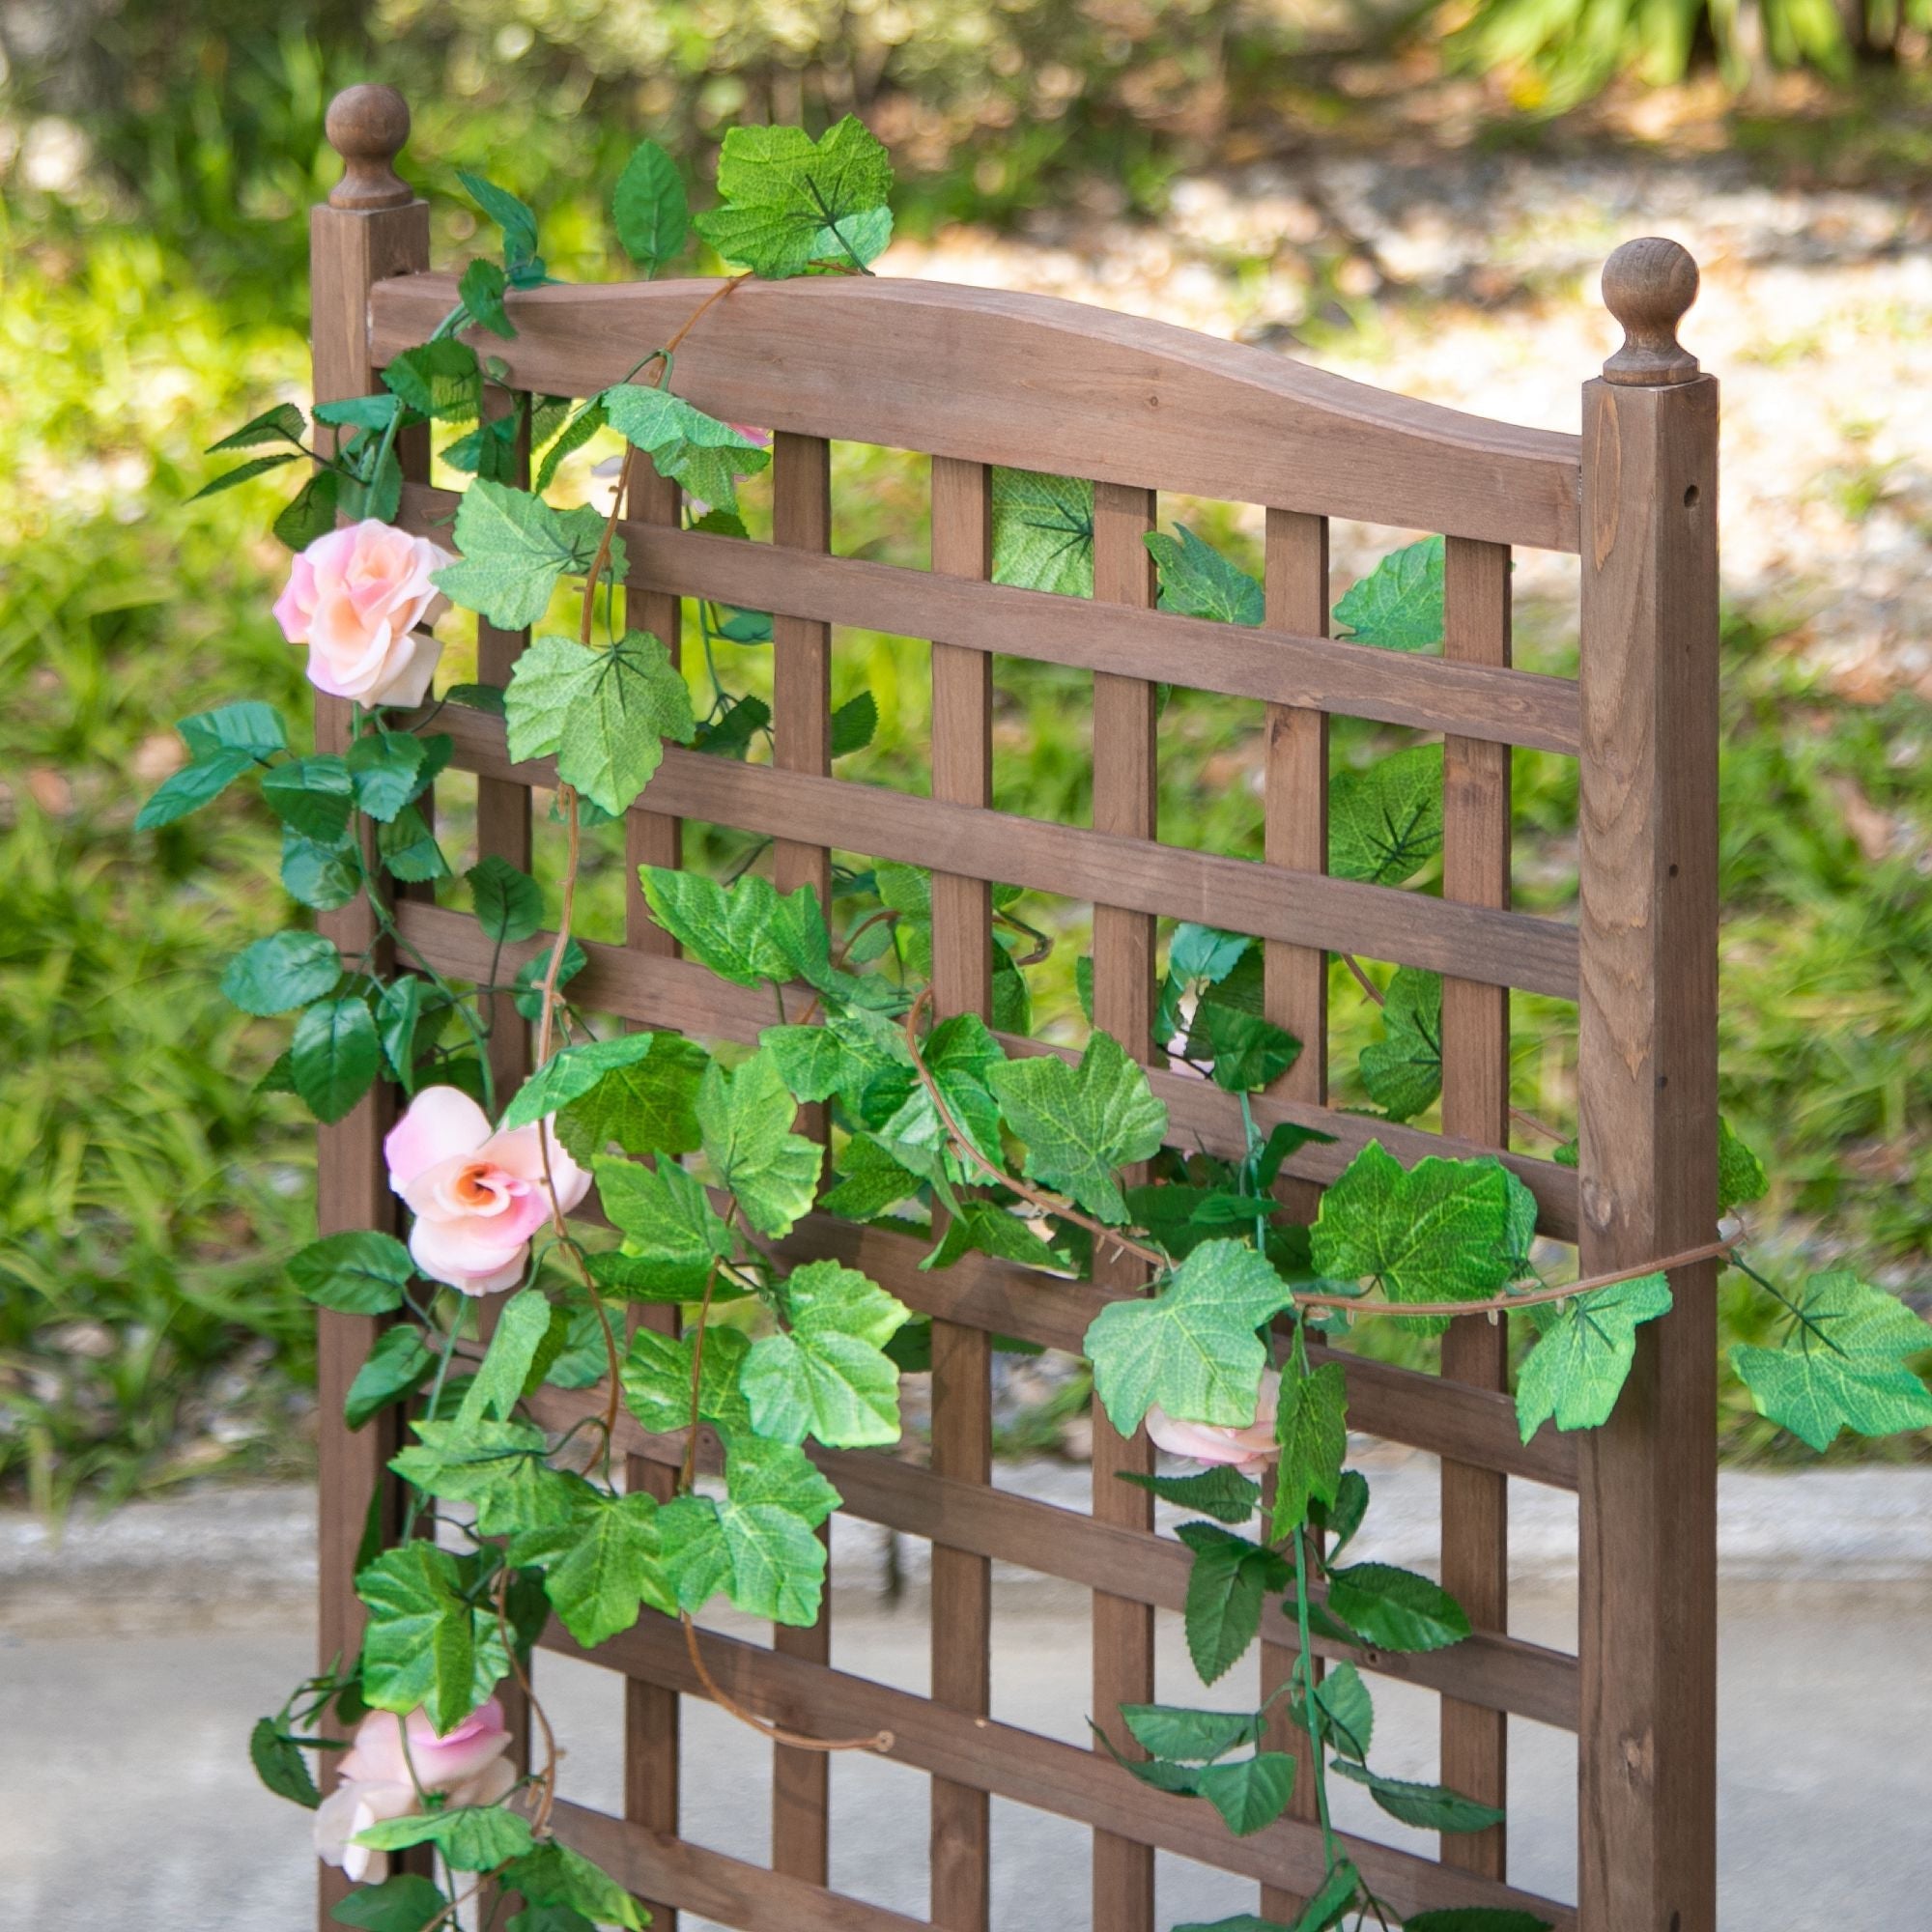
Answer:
325, 85, 412, 211
1600, 237, 1700, 386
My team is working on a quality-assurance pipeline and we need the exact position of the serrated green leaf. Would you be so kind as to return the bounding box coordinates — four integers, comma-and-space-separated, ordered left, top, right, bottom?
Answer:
248, 1715, 321, 1808
1401, 1911, 1551, 1932
316, 393, 402, 431
291, 1230, 415, 1313
1116, 1464, 1262, 1525
281, 826, 360, 910
1327, 1756, 1505, 1833
620, 1321, 751, 1435
345, 1325, 437, 1430
741, 1260, 909, 1447
533, 398, 607, 494
221, 930, 342, 1016
922, 1201, 1068, 1273
1188, 1003, 1302, 1094
821, 1134, 923, 1222
458, 255, 515, 338
501, 1032, 660, 1130
179, 699, 287, 760
505, 1485, 672, 1650
1270, 1356, 1348, 1539
1145, 525, 1264, 626
210, 402, 306, 453
872, 1010, 1007, 1188
345, 730, 434, 823
467, 854, 544, 944
988, 1031, 1166, 1224
612, 138, 689, 275
355, 1543, 507, 1733
1311, 1468, 1370, 1561
1332, 535, 1445, 651
1359, 967, 1442, 1121
355, 1802, 532, 1871
136, 746, 259, 830
292, 997, 381, 1124
593, 1154, 732, 1300
1516, 1273, 1673, 1440
1169, 923, 1251, 985
991, 468, 1094, 597
1086, 1239, 1293, 1437
1197, 1751, 1296, 1835
695, 690, 771, 757
1119, 1703, 1264, 1762
1329, 745, 1443, 887
603, 384, 771, 515
513, 937, 586, 1019
502, 1841, 647, 1931
392, 1417, 576, 1537
377, 804, 447, 883
694, 116, 895, 278
457, 1288, 556, 1423
276, 469, 342, 550
383, 337, 481, 421
556, 1034, 707, 1163
1310, 1142, 1518, 1334
1292, 1660, 1374, 1762
191, 450, 301, 499
262, 754, 354, 843
330, 1873, 449, 1930
1179, 1521, 1291, 1684
1719, 1115, 1768, 1213
1732, 1270, 1932, 1451
1324, 1562, 1470, 1653
830, 689, 878, 756
458, 169, 541, 272
435, 480, 619, 630
637, 868, 816, 990
696, 1049, 822, 1237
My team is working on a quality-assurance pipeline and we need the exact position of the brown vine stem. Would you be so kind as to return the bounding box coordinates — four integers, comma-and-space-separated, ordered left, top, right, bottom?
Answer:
679, 1610, 894, 1755
903, 986, 1169, 1271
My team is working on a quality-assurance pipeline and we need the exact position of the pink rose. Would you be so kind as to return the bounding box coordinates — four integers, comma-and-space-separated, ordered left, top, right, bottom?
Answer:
313, 1699, 517, 1884
1147, 1370, 1281, 1475
272, 519, 452, 708
384, 1085, 590, 1295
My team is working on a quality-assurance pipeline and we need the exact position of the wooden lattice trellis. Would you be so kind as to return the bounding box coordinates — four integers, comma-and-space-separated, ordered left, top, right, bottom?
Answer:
311, 90, 1719, 1932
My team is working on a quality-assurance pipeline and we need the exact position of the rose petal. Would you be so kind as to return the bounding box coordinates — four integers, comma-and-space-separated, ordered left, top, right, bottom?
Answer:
386, 1085, 493, 1191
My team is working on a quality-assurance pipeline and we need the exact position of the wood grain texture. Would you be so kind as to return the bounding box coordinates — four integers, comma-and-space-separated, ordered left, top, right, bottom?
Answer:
1089, 479, 1160, 1932
396, 482, 1579, 752
926, 454, 994, 1931
372, 273, 1584, 551
410, 696, 1582, 999
1438, 536, 1514, 1880
1576, 373, 1719, 1932
547, 1616, 1579, 1928
308, 186, 429, 1931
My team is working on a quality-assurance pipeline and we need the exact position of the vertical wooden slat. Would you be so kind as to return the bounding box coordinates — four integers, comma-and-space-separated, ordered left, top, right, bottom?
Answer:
1439, 536, 1513, 1878
1577, 243, 1719, 1932
769, 429, 835, 1886
927, 456, 995, 1931
1258, 507, 1329, 1921
1089, 479, 1159, 1932
624, 450, 686, 1930
309, 87, 429, 1932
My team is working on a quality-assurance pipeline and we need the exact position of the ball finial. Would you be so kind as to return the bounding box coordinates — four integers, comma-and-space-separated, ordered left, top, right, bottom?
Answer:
325, 85, 412, 211
1600, 237, 1700, 386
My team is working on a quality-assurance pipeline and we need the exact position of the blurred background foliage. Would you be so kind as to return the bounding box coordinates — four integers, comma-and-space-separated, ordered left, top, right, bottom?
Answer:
3, 0, 1929, 1507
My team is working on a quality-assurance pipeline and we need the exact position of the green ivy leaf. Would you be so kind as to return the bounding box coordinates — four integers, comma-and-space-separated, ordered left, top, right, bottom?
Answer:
502, 1841, 647, 1931
262, 755, 355, 844
458, 1288, 557, 1423
740, 1260, 910, 1448
1270, 1356, 1348, 1540
392, 1417, 576, 1537
383, 338, 481, 421
1310, 1142, 1517, 1334
355, 1543, 507, 1733
1328, 745, 1443, 887
435, 480, 619, 630
355, 1803, 533, 1871
696, 1049, 823, 1237
292, 997, 381, 1124
1197, 1751, 1296, 1835
346, 730, 436, 824
1119, 1703, 1264, 1762
458, 256, 515, 339
345, 1325, 437, 1430
988, 1031, 1166, 1224
1189, 1004, 1302, 1094
991, 469, 1094, 597
1327, 1757, 1505, 1833
291, 1231, 415, 1313
594, 1153, 733, 1299
603, 385, 772, 515
248, 1716, 321, 1808
1086, 1239, 1293, 1437
555, 1034, 707, 1163
502, 631, 695, 817
694, 116, 895, 277
1331, 535, 1445, 652
501, 1033, 660, 1130
1516, 1273, 1673, 1441
1358, 967, 1442, 1122
1719, 1116, 1769, 1214
640, 868, 834, 991
1732, 1270, 1932, 1451
1116, 1464, 1262, 1525
220, 930, 342, 1016
1178, 1521, 1290, 1684
1323, 1562, 1470, 1653
1144, 525, 1264, 626
821, 1134, 923, 1221
330, 1874, 449, 1930
872, 1011, 1007, 1188
612, 138, 689, 275
505, 1485, 672, 1650
621, 1322, 751, 1435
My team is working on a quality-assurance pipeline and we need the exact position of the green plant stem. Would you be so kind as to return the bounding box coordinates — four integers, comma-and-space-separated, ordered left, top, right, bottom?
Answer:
1287, 1318, 1340, 1878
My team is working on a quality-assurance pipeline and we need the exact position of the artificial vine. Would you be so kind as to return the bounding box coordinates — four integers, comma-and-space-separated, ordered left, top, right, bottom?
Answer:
160, 116, 1932, 1932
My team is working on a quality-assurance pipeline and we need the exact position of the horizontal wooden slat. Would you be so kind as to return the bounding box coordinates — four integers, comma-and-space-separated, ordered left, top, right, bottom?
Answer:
414, 704, 1580, 1000
544, 1614, 1577, 1928
551, 1800, 928, 1932
526, 1382, 1578, 1726
373, 274, 1583, 553
393, 899, 1578, 1242
398, 484, 1577, 754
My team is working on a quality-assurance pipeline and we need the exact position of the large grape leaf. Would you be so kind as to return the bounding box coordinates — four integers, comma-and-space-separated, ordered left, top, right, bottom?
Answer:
990, 469, 1094, 598
355, 1544, 508, 1733
1328, 745, 1444, 887
505, 1481, 674, 1648
1144, 525, 1264, 626
1331, 535, 1445, 652
739, 1259, 910, 1447
696, 1049, 823, 1237
434, 479, 619, 630
1515, 1272, 1673, 1441
1358, 966, 1442, 1122
602, 384, 771, 515
693, 117, 895, 277
555, 1034, 708, 1162
593, 1153, 735, 1301
1269, 1355, 1348, 1539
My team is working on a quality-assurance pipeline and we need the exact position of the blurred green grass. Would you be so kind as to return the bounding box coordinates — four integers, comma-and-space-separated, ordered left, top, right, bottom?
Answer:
6, 54, 1930, 1505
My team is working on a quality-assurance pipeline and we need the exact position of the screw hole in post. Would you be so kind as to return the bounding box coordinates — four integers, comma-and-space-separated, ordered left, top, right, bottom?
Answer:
1684, 484, 1700, 508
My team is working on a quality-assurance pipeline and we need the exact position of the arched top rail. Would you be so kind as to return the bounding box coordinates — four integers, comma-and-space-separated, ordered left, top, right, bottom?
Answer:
367, 271, 1583, 553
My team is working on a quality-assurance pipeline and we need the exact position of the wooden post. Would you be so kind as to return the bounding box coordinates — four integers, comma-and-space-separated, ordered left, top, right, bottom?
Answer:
1576, 237, 1719, 1932
309, 83, 430, 1930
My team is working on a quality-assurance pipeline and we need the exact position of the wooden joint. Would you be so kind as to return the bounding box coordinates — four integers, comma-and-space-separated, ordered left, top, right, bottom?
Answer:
325, 84, 412, 211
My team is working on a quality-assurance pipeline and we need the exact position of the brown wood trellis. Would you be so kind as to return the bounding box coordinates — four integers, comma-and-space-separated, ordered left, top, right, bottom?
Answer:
310, 86, 1719, 1932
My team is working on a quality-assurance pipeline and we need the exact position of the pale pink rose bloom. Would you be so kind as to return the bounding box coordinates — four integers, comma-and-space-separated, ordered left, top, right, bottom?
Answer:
272, 519, 453, 708
384, 1084, 590, 1295
313, 1699, 517, 1884
1146, 1370, 1281, 1474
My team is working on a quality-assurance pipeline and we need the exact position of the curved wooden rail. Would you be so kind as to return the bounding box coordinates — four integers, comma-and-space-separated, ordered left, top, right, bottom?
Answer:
369, 271, 1582, 552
